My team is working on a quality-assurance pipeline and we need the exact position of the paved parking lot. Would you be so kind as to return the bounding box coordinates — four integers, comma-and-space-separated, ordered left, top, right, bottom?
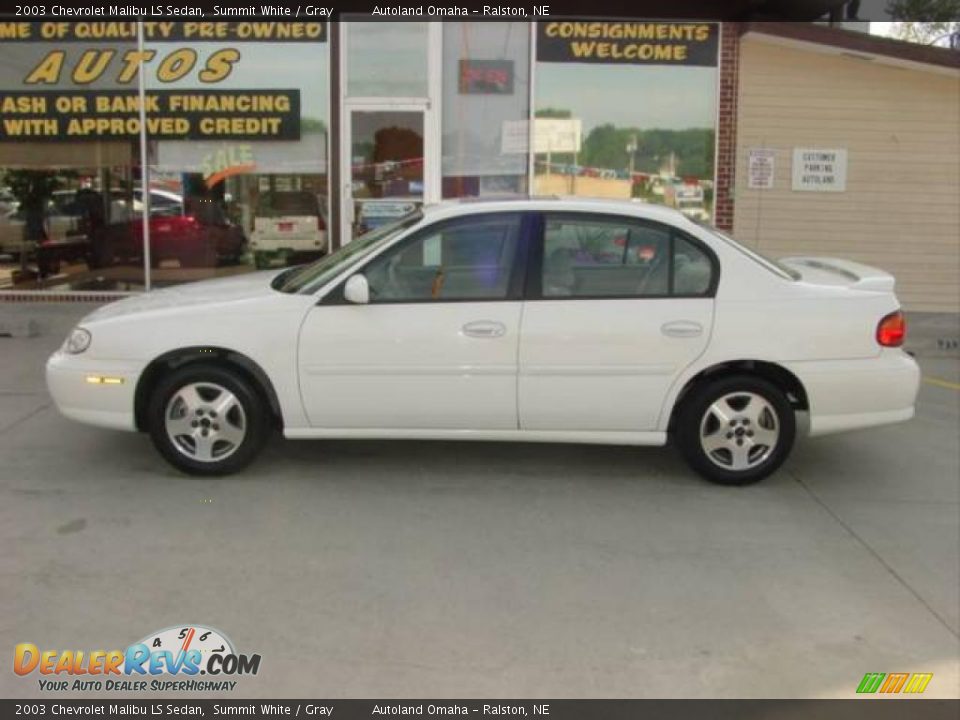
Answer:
1, 304, 958, 699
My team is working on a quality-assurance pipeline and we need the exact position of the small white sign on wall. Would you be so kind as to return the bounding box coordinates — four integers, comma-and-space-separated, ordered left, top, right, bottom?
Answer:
792, 148, 847, 192
747, 149, 776, 190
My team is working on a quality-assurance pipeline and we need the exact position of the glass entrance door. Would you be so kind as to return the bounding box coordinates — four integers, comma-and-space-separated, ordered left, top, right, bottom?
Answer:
344, 107, 427, 242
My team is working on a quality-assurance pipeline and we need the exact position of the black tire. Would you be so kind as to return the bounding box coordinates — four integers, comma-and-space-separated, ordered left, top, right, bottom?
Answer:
675, 374, 795, 486
88, 235, 113, 269
147, 364, 270, 476
37, 253, 60, 277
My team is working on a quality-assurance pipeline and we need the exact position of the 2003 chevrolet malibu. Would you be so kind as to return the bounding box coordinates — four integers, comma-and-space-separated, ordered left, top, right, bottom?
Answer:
47, 199, 920, 485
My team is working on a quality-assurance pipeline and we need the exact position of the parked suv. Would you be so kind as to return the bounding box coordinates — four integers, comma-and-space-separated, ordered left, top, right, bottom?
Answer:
250, 191, 326, 268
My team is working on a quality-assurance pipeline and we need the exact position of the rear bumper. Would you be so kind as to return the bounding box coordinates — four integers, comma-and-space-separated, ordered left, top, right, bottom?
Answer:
785, 350, 921, 436
250, 230, 326, 253
46, 351, 141, 431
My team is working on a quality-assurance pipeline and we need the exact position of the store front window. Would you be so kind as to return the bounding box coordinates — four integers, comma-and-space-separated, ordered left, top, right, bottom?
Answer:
442, 22, 530, 199
533, 21, 719, 222
0, 26, 140, 291
1, 19, 722, 293
144, 24, 329, 282
346, 22, 429, 98
0, 21, 329, 292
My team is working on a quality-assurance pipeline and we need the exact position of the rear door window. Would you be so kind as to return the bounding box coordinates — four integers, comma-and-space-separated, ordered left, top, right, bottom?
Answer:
537, 213, 716, 299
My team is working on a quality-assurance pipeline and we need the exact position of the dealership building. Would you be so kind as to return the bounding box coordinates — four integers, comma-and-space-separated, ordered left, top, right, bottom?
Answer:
0, 9, 957, 311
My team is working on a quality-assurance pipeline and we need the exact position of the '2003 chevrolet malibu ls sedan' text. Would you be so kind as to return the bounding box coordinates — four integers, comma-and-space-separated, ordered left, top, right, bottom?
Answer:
47, 199, 920, 485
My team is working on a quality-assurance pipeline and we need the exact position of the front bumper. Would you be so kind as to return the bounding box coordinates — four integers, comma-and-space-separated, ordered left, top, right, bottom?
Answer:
785, 350, 921, 437
46, 351, 143, 431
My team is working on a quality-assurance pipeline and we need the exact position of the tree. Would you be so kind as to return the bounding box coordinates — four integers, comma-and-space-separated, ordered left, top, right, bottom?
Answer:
886, 1, 960, 44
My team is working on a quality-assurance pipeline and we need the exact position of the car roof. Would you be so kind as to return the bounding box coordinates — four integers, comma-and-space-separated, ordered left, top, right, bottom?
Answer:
421, 196, 693, 225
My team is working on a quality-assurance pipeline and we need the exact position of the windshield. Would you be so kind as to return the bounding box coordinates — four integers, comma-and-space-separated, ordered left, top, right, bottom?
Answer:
272, 211, 423, 294
704, 225, 800, 281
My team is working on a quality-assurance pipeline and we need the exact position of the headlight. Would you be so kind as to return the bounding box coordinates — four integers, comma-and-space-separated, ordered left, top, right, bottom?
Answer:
63, 327, 92, 354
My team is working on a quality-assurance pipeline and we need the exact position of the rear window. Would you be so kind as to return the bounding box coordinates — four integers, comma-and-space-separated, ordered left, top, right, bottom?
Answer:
256, 192, 320, 218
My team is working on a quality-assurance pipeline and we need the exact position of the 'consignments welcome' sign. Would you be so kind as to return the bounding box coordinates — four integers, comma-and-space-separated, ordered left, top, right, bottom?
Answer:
537, 22, 718, 66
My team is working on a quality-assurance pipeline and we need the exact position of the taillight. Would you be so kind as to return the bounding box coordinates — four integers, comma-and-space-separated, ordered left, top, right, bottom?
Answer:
877, 311, 906, 348
317, 214, 326, 231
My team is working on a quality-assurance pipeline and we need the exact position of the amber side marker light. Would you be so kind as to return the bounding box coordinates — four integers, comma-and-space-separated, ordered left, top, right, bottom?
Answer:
86, 376, 125, 385
877, 311, 906, 348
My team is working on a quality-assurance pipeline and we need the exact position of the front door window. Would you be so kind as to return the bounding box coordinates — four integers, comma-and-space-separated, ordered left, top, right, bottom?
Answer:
361, 213, 523, 302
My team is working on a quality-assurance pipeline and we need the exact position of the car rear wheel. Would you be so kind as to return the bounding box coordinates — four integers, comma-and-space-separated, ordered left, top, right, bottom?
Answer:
675, 375, 795, 486
147, 364, 269, 476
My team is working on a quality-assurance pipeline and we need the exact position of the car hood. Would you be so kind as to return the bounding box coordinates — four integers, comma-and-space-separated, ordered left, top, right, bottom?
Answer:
84, 270, 285, 322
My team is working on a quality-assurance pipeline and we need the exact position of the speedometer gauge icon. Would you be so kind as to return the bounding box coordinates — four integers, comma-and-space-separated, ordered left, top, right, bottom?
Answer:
136, 624, 235, 668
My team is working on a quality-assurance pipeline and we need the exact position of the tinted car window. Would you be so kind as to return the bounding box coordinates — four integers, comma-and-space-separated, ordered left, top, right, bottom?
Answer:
673, 234, 714, 296
363, 214, 521, 302
540, 214, 715, 299
542, 216, 671, 298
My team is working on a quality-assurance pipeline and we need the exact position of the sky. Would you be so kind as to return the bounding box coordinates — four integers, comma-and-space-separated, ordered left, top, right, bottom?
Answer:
870, 21, 957, 46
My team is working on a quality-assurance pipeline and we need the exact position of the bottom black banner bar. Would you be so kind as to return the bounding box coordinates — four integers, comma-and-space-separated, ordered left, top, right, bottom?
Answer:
2, 700, 959, 720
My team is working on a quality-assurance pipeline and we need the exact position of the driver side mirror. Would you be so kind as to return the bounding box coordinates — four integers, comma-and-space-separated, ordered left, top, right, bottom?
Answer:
343, 274, 370, 305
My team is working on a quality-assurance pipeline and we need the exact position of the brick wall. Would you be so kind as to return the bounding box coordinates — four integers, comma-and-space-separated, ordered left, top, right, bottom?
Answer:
714, 22, 741, 232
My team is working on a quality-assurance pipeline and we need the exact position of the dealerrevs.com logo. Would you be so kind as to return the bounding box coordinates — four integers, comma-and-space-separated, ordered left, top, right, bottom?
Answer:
14, 625, 261, 692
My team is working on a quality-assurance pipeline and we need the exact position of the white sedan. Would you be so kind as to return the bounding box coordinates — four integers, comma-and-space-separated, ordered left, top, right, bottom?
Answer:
46, 199, 920, 485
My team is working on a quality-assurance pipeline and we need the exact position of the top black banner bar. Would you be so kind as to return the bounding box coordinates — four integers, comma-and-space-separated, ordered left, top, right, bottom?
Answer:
0, 0, 906, 22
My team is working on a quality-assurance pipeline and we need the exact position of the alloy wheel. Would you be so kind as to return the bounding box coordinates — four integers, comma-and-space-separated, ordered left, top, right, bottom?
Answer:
699, 391, 780, 471
164, 382, 247, 463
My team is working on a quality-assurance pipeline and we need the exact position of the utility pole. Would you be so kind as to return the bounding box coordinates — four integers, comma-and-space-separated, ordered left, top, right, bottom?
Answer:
626, 134, 638, 176
626, 134, 638, 197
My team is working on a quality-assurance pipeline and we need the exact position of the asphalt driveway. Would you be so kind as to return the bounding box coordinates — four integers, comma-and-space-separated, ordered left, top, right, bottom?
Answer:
1, 304, 958, 699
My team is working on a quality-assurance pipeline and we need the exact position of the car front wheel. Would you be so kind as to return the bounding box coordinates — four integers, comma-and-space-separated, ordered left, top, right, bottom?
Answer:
148, 364, 269, 476
675, 375, 795, 486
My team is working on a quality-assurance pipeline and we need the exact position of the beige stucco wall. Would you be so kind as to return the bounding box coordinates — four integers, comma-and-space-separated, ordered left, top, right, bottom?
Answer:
733, 36, 960, 312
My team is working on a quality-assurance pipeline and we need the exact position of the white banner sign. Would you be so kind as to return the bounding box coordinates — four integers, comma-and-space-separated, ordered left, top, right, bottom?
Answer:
501, 118, 583, 155
792, 148, 847, 192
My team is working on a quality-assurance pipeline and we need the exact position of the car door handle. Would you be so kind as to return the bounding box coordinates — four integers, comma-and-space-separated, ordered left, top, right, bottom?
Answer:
462, 321, 507, 339
661, 321, 703, 338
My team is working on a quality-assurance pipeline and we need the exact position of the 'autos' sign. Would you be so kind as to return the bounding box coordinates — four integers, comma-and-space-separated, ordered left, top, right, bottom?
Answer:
0, 21, 324, 142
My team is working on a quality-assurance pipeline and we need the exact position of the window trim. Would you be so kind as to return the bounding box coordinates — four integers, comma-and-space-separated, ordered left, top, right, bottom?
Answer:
526, 211, 720, 302
321, 211, 535, 306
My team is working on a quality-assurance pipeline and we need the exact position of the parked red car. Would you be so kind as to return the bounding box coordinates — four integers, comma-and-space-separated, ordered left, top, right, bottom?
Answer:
88, 196, 246, 269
